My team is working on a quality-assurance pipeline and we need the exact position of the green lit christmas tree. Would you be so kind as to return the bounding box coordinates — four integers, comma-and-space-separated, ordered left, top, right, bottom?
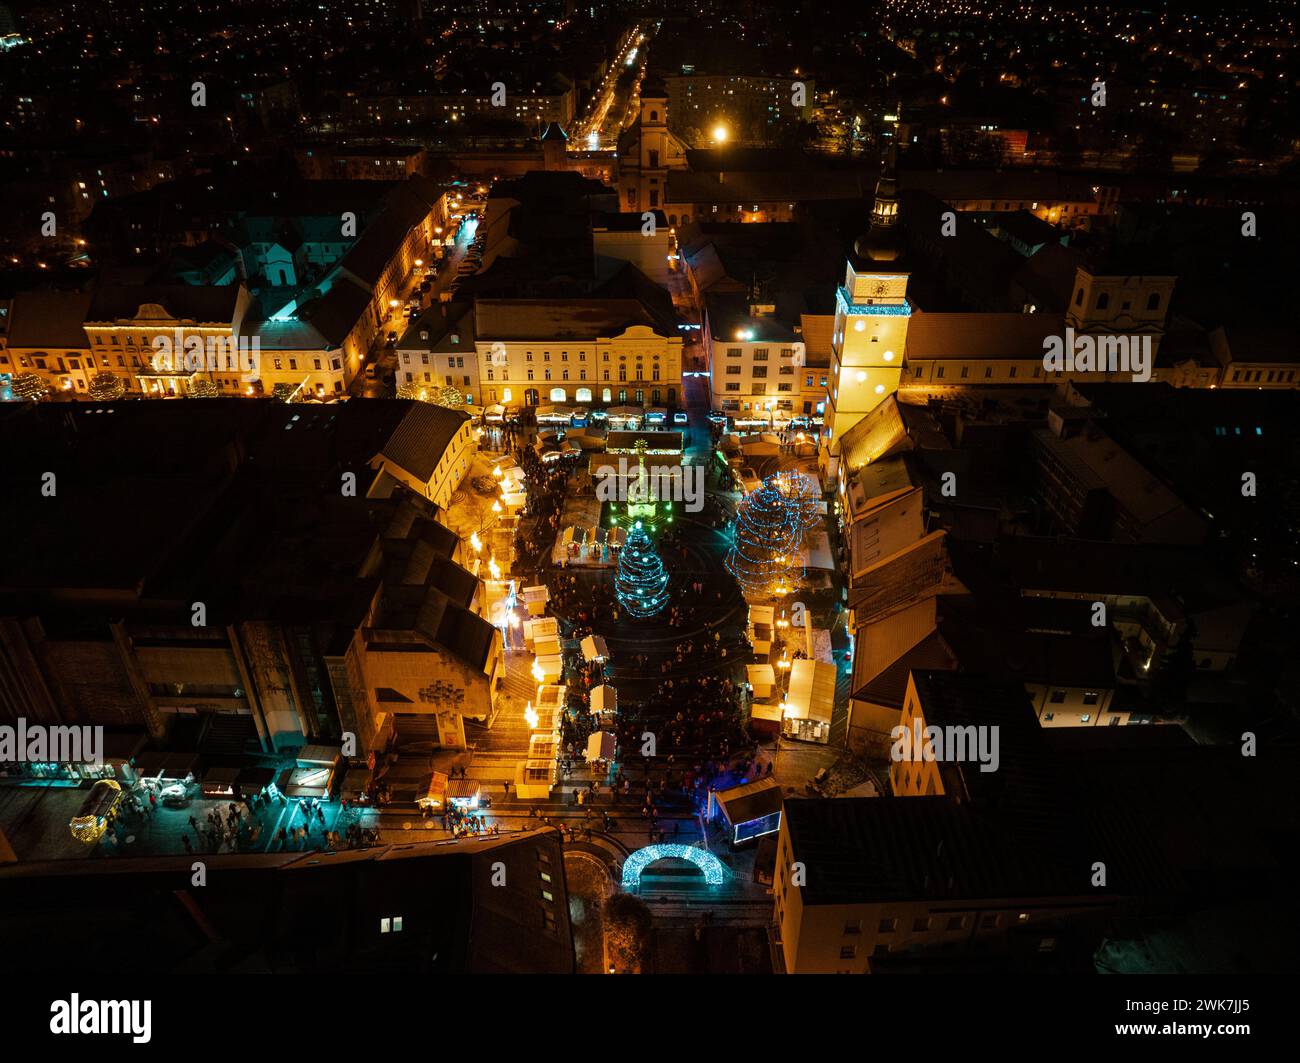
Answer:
615, 521, 670, 619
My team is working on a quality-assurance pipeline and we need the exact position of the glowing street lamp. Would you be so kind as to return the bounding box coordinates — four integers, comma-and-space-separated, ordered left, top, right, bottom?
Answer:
524, 702, 539, 730
712, 124, 728, 144
531, 659, 545, 684
469, 531, 483, 553
488, 557, 502, 580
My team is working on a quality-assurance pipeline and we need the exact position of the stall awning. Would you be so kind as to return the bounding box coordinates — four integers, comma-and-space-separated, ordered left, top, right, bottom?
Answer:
534, 636, 562, 659
785, 659, 837, 724
535, 655, 563, 680
581, 635, 610, 662
585, 731, 616, 761
591, 684, 617, 714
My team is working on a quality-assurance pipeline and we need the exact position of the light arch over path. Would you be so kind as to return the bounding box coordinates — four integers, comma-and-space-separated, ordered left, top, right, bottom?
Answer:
620, 844, 729, 888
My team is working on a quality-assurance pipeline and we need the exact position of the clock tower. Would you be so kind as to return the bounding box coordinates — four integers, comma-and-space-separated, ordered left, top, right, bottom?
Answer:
822, 151, 911, 478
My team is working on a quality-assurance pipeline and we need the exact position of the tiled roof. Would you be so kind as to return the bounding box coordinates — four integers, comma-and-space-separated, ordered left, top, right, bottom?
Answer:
378, 401, 470, 483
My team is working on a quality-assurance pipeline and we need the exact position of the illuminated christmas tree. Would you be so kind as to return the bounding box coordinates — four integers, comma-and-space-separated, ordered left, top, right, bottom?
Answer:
88, 372, 126, 401
768, 470, 821, 545
615, 521, 670, 619
725, 480, 798, 597
9, 373, 47, 402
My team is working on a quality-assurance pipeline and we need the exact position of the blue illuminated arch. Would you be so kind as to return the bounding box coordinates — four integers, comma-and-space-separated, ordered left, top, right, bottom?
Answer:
621, 844, 729, 889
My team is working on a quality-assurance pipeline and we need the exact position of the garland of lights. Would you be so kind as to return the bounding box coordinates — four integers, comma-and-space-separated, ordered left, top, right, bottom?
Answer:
621, 843, 728, 888
725, 480, 798, 595
614, 520, 670, 619
88, 373, 126, 401
767, 470, 821, 544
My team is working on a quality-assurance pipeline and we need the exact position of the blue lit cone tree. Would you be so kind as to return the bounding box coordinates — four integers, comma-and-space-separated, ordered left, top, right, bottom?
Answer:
614, 521, 670, 619
725, 480, 798, 599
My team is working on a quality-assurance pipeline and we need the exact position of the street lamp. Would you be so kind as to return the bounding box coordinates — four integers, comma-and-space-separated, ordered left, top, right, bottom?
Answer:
712, 124, 728, 145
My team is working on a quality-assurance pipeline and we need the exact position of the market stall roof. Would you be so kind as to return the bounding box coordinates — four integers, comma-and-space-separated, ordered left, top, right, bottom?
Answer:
133, 751, 199, 779
295, 744, 342, 767
562, 525, 587, 546
534, 636, 562, 659
203, 766, 240, 785
521, 585, 551, 604
785, 659, 837, 724
276, 764, 334, 799
606, 405, 643, 418
535, 684, 567, 710
447, 778, 480, 799
585, 731, 616, 761
535, 654, 563, 679
713, 777, 783, 825
746, 664, 776, 697
523, 617, 560, 644
581, 634, 610, 662
591, 684, 618, 714
339, 764, 372, 798
750, 701, 784, 724
237, 765, 276, 790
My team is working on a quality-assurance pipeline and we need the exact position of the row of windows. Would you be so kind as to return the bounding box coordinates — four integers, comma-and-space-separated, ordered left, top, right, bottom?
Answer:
486, 366, 661, 382
724, 383, 793, 393
1230, 368, 1295, 384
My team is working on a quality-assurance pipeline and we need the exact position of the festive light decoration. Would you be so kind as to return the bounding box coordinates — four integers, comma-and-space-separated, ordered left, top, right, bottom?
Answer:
614, 521, 670, 618
9, 372, 47, 402
88, 372, 125, 401
621, 843, 728, 888
188, 378, 219, 399
725, 480, 798, 596
767, 470, 821, 544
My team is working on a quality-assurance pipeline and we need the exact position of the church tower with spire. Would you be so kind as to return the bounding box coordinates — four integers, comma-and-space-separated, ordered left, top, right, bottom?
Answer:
822, 144, 912, 478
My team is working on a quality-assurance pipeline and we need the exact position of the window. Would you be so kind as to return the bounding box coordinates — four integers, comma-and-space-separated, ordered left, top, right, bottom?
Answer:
1082, 692, 1099, 706
380, 916, 403, 933
878, 918, 897, 934
1147, 292, 1160, 311
936, 367, 945, 379
946, 916, 965, 931
1049, 690, 1066, 704
912, 917, 931, 932
1096, 293, 1109, 310
726, 347, 741, 358
753, 349, 769, 361
839, 945, 857, 959
843, 920, 861, 935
